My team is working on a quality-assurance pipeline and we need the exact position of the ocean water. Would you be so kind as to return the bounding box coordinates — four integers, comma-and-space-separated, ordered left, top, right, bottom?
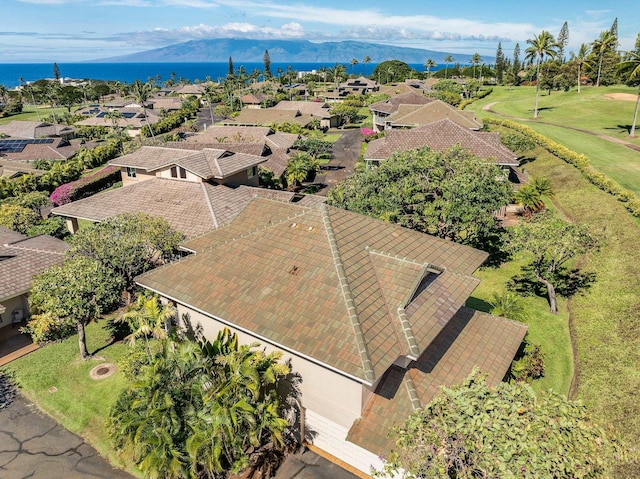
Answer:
0, 62, 435, 88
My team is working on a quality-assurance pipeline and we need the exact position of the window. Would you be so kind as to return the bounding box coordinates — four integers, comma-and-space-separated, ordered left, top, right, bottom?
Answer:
171, 166, 187, 179
247, 166, 257, 179
126, 167, 136, 178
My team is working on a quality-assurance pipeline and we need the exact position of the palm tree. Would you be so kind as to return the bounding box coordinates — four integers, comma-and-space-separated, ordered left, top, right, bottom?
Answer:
444, 54, 454, 79
490, 290, 528, 323
363, 55, 372, 69
592, 30, 617, 87
424, 58, 437, 77
514, 184, 544, 217
350, 58, 359, 75
525, 30, 559, 118
572, 43, 592, 93
618, 49, 640, 136
130, 79, 155, 138
119, 295, 175, 357
285, 152, 318, 190
471, 53, 482, 79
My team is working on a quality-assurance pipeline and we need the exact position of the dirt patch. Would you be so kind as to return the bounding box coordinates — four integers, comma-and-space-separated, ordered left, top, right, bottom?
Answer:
89, 363, 117, 380
604, 93, 639, 101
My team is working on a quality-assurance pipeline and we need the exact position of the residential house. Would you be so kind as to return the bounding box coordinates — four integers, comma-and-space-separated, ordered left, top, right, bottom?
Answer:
383, 99, 483, 130
175, 82, 214, 98
75, 108, 161, 137
271, 100, 339, 129
369, 92, 434, 132
365, 119, 518, 170
240, 92, 271, 109
52, 146, 323, 237
0, 160, 47, 179
0, 227, 69, 328
221, 109, 315, 129
338, 77, 380, 96
135, 198, 527, 475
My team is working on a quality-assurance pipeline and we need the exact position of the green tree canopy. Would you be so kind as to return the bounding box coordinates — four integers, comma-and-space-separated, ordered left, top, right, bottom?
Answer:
29, 257, 123, 359
379, 370, 619, 479
327, 146, 512, 246
0, 204, 41, 234
284, 152, 318, 190
67, 213, 183, 302
372, 60, 415, 83
108, 328, 295, 479
507, 211, 597, 313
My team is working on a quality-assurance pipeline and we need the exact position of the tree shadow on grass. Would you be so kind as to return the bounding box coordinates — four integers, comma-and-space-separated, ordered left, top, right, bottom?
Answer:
507, 264, 596, 301
466, 296, 493, 313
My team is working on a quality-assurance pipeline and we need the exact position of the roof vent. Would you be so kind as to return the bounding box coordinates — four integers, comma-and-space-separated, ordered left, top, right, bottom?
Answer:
308, 226, 314, 232
290, 222, 297, 228
288, 265, 300, 275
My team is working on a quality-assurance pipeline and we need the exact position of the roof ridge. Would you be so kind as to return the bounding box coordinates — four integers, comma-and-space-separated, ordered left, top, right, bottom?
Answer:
404, 376, 423, 411
322, 205, 375, 384
4, 237, 66, 255
201, 183, 220, 228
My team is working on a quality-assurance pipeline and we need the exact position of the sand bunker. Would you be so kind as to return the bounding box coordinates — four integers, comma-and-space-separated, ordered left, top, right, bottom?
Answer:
604, 93, 639, 101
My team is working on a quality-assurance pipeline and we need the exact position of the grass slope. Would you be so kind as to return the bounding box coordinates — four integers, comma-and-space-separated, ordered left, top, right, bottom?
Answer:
521, 141, 640, 477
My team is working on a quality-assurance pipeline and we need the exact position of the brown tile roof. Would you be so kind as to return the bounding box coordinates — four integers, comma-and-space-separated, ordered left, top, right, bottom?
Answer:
265, 131, 298, 150
0, 227, 69, 301
385, 100, 483, 130
378, 83, 426, 97
369, 92, 434, 114
0, 121, 73, 139
240, 93, 269, 104
165, 141, 267, 156
148, 97, 184, 111
52, 178, 324, 239
347, 307, 527, 456
0, 160, 47, 178
222, 109, 314, 127
273, 101, 333, 119
137, 199, 489, 383
261, 148, 291, 177
365, 119, 518, 166
109, 146, 266, 179
75, 109, 160, 128
187, 126, 272, 144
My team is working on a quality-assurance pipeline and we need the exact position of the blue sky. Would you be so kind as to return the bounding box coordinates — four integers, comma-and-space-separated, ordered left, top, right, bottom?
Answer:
3, 0, 639, 62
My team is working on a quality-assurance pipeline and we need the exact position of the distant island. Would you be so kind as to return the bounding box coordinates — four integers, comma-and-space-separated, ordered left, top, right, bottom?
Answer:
92, 39, 472, 64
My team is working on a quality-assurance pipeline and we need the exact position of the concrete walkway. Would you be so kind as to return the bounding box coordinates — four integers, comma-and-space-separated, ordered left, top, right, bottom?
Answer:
275, 447, 362, 479
0, 378, 133, 479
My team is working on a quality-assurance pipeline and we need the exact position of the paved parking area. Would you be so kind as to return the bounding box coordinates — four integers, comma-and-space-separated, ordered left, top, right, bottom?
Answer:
275, 448, 362, 479
0, 382, 132, 479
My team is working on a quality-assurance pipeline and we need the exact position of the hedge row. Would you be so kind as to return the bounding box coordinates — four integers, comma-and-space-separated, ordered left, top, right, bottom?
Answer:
141, 100, 200, 137
487, 118, 640, 217
50, 165, 120, 205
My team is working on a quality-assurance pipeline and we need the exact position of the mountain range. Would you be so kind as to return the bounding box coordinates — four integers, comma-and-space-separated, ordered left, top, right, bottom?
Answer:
93, 39, 472, 64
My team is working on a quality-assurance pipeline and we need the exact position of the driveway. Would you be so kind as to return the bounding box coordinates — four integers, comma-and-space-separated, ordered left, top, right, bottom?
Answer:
275, 448, 362, 479
315, 128, 362, 196
0, 377, 133, 479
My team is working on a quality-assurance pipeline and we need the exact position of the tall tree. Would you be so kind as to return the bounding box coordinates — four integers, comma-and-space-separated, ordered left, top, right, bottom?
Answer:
443, 54, 454, 79
495, 42, 505, 83
284, 152, 318, 190
350, 58, 359, 75
525, 30, 559, 118
610, 17, 619, 49
52, 62, 60, 81
470, 53, 482, 79
263, 49, 271, 77
573, 43, 592, 93
424, 58, 436, 77
557, 21, 569, 63
592, 30, 617, 87
507, 211, 597, 313
130, 79, 155, 138
327, 146, 511, 246
381, 370, 619, 479
362, 55, 372, 70
30, 257, 123, 359
618, 43, 640, 137
67, 212, 183, 303
512, 43, 521, 83
228, 56, 235, 76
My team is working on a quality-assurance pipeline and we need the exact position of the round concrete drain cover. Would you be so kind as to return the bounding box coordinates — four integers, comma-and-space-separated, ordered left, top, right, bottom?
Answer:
89, 363, 117, 380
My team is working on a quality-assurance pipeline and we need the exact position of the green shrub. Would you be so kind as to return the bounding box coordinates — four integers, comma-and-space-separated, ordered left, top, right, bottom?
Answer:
20, 312, 75, 344
118, 342, 151, 381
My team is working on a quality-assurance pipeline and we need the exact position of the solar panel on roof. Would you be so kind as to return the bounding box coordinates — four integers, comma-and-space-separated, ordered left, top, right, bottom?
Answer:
122, 112, 136, 118
0, 138, 55, 153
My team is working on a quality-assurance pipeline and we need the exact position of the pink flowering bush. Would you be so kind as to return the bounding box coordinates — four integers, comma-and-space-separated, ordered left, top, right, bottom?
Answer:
360, 127, 376, 137
50, 166, 120, 206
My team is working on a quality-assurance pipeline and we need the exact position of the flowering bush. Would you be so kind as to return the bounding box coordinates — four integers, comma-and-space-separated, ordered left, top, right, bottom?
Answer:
50, 166, 120, 206
20, 312, 75, 344
360, 127, 375, 137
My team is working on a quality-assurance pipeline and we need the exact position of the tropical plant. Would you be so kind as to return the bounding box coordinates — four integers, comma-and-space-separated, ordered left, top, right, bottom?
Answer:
592, 30, 617, 87
618, 46, 640, 137
284, 152, 318, 190
525, 30, 559, 118
0, 204, 41, 234
443, 55, 454, 79
118, 294, 175, 358
489, 290, 529, 323
377, 370, 620, 479
424, 58, 437, 77
108, 329, 296, 478
130, 79, 155, 138
572, 43, 592, 93
29, 257, 124, 359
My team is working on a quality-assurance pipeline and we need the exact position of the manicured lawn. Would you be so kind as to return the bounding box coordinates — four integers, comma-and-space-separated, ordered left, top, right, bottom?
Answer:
0, 105, 68, 124
1, 316, 139, 476
513, 141, 640, 477
468, 249, 573, 396
469, 85, 640, 196
323, 133, 342, 143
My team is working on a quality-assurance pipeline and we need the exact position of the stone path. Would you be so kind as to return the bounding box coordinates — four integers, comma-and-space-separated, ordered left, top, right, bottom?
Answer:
0, 374, 133, 479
